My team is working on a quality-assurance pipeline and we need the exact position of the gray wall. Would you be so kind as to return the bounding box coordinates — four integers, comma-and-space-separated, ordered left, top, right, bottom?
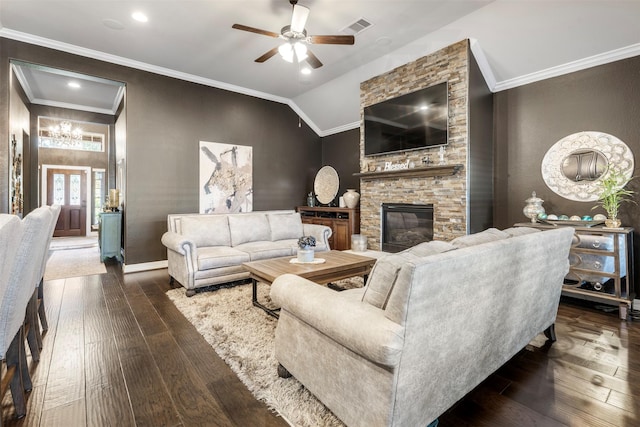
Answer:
494, 55, 640, 294
1, 37, 321, 265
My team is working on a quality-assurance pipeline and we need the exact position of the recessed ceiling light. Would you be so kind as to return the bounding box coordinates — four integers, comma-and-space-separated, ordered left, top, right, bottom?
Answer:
132, 11, 148, 23
68, 81, 81, 89
300, 67, 312, 75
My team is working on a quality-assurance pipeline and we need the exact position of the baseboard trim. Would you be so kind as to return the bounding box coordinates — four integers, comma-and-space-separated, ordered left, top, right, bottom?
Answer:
123, 260, 168, 274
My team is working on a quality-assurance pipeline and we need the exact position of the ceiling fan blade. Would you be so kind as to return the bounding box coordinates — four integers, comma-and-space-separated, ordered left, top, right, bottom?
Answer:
255, 47, 279, 63
310, 35, 355, 45
232, 24, 279, 38
290, 5, 310, 33
305, 50, 323, 69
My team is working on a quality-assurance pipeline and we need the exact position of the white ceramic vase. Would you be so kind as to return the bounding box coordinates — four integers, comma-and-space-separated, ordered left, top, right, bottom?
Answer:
343, 189, 360, 209
297, 248, 314, 263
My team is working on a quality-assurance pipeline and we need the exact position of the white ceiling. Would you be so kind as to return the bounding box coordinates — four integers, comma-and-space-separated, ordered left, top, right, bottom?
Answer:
2, 1, 639, 136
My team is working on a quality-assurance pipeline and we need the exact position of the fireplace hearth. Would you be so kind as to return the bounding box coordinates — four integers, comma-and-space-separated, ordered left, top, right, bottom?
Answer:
381, 203, 434, 252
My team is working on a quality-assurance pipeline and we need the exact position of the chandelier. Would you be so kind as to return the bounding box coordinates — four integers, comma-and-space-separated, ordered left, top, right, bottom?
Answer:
47, 120, 83, 148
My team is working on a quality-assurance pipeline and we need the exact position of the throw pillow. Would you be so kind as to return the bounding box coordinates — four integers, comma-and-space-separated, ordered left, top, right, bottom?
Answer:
228, 214, 271, 246
267, 212, 304, 241
406, 240, 457, 257
503, 226, 541, 237
181, 215, 231, 247
362, 241, 454, 310
450, 228, 510, 248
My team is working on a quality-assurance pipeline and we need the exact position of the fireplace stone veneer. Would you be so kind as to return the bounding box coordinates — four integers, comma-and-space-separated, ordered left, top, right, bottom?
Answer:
359, 40, 478, 249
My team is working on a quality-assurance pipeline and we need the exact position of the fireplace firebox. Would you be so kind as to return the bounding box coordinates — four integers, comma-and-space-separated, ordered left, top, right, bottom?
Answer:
381, 203, 434, 253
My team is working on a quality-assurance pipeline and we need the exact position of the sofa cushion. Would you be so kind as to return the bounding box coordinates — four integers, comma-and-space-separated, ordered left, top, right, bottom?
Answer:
197, 246, 250, 270
234, 241, 294, 261
181, 215, 231, 247
503, 226, 541, 237
362, 241, 454, 309
267, 212, 304, 241
228, 214, 271, 246
450, 228, 510, 248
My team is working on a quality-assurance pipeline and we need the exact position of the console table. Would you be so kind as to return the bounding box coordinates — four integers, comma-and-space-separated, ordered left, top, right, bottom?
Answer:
516, 222, 635, 319
297, 206, 359, 251
99, 211, 122, 262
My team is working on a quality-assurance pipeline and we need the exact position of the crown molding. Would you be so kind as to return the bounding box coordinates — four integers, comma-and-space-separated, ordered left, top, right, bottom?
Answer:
0, 29, 292, 108
494, 42, 640, 92
468, 38, 496, 92
318, 121, 360, 137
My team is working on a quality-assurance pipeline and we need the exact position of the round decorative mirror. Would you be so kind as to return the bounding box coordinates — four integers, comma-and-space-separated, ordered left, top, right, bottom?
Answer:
541, 131, 634, 202
314, 166, 339, 205
561, 149, 608, 182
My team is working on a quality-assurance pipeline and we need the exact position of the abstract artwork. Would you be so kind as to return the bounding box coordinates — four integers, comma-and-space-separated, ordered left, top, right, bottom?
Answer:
199, 141, 253, 213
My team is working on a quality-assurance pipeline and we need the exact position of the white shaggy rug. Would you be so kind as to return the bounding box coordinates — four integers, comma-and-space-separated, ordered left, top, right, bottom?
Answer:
166, 277, 363, 427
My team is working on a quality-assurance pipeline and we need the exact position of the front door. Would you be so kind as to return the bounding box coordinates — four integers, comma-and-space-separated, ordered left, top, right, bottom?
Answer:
47, 168, 87, 237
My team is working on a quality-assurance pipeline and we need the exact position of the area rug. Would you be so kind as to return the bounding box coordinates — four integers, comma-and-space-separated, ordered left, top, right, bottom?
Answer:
44, 246, 107, 280
166, 277, 364, 427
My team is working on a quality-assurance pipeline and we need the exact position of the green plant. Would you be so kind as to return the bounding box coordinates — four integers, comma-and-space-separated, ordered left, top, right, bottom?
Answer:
593, 169, 635, 219
297, 235, 316, 249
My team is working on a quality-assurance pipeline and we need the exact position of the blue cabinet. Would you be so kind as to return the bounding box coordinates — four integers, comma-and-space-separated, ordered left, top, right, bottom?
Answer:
99, 211, 122, 262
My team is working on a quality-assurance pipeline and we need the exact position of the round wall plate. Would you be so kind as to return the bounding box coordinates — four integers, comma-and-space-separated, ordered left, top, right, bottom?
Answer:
314, 166, 339, 204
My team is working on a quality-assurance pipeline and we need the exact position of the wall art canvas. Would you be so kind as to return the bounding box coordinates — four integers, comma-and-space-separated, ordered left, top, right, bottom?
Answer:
199, 141, 253, 214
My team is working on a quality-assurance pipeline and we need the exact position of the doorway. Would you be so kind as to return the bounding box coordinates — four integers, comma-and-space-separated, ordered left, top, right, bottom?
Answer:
42, 165, 91, 237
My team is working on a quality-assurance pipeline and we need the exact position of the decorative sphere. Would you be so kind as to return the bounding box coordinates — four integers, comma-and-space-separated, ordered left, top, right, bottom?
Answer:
547, 214, 558, 220
593, 214, 607, 221
570, 215, 582, 221
559, 215, 569, 220
538, 213, 548, 220
581, 215, 592, 221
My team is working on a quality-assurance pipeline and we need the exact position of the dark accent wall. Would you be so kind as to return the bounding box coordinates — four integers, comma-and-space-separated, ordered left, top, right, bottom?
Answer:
468, 47, 494, 233
321, 128, 360, 200
1, 37, 322, 265
494, 55, 640, 294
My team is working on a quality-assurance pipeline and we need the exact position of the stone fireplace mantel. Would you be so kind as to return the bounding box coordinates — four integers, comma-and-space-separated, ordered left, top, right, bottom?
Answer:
354, 164, 463, 180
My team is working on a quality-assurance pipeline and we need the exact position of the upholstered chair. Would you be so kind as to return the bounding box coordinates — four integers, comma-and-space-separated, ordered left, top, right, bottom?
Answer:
35, 205, 61, 341
21, 207, 55, 364
0, 214, 28, 419
1, 207, 53, 419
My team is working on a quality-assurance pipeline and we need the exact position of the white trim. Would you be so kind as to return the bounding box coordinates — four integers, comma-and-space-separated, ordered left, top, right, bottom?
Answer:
318, 121, 361, 137
494, 42, 640, 92
0, 28, 290, 106
41, 164, 92, 235
123, 260, 168, 274
469, 38, 496, 93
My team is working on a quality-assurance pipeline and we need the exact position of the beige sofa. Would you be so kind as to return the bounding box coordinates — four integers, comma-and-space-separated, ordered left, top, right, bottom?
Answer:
270, 226, 574, 427
161, 210, 331, 296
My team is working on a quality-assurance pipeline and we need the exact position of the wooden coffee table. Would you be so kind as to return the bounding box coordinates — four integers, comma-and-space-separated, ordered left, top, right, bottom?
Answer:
243, 250, 377, 318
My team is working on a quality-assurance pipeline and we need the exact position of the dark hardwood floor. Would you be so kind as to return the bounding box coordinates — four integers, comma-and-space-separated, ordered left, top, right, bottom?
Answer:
3, 261, 639, 426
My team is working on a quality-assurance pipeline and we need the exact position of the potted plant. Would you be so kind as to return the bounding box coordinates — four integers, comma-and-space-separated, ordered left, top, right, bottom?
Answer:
297, 236, 316, 263
593, 168, 635, 228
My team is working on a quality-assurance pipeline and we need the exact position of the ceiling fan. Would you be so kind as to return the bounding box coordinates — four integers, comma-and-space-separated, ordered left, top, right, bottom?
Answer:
232, 0, 354, 69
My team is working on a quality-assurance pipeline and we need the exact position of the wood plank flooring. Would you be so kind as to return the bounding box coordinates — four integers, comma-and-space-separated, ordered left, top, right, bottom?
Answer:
2, 261, 639, 426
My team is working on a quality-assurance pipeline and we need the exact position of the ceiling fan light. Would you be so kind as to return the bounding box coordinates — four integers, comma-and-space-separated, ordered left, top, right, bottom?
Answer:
294, 42, 308, 62
290, 5, 310, 33
278, 43, 294, 62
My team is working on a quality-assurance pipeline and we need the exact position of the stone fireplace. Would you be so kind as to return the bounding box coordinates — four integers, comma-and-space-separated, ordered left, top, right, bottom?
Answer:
358, 39, 493, 250
381, 203, 433, 252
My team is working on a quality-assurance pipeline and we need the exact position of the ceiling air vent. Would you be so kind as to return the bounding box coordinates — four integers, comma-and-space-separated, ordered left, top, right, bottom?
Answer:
341, 18, 373, 36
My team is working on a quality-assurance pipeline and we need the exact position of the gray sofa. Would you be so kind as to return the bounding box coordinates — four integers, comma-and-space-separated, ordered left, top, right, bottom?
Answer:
270, 226, 574, 427
161, 210, 331, 296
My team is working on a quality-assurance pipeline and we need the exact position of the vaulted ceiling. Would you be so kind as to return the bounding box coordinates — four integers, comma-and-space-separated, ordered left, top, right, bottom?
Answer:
2, 1, 639, 136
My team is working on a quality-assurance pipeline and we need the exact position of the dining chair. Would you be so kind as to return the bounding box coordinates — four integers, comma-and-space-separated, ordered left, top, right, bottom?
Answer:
0, 214, 28, 419
35, 205, 61, 346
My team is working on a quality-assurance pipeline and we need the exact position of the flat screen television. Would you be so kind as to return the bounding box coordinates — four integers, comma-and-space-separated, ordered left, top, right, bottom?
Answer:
364, 81, 448, 156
